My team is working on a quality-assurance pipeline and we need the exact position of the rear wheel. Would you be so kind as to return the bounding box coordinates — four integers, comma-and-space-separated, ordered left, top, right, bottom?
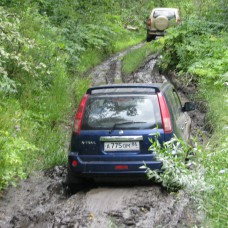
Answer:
65, 168, 86, 193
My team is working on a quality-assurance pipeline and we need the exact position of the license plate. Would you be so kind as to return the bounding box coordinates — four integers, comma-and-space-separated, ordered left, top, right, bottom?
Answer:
104, 141, 139, 151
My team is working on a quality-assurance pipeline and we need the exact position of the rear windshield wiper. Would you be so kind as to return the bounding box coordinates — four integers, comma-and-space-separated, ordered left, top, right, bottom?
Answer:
109, 121, 147, 134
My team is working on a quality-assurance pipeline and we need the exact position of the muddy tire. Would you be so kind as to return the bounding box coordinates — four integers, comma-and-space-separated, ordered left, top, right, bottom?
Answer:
155, 16, 169, 30
65, 169, 85, 193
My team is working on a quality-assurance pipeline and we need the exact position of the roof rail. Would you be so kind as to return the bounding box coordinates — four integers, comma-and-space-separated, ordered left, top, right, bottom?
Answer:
86, 84, 161, 94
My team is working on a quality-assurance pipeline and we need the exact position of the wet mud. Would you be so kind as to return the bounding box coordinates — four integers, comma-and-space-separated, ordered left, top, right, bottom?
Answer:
0, 43, 207, 228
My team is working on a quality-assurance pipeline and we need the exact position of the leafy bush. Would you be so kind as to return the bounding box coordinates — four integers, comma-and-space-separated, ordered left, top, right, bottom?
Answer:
0, 6, 72, 189
142, 136, 208, 193
0, 75, 17, 96
0, 131, 37, 190
0, 7, 68, 95
157, 18, 228, 86
0, 7, 36, 95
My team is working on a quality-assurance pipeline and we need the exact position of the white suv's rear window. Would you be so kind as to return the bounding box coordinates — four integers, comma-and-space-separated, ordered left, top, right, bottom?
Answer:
153, 10, 175, 19
81, 95, 161, 130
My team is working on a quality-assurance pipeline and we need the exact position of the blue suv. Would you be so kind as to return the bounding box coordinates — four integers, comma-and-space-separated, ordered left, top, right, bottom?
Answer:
67, 83, 195, 189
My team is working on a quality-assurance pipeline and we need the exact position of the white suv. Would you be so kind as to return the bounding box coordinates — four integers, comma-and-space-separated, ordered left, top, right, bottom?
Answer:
146, 8, 181, 41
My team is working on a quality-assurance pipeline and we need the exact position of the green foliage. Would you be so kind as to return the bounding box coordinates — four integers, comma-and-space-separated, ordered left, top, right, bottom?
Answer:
142, 136, 207, 192
0, 130, 37, 190
0, 6, 68, 96
0, 75, 17, 96
30, 0, 151, 73
1, 0, 150, 190
0, 7, 35, 95
202, 133, 228, 227
157, 18, 228, 85
199, 86, 228, 227
0, 6, 72, 189
73, 77, 91, 105
157, 3, 228, 225
0, 0, 158, 75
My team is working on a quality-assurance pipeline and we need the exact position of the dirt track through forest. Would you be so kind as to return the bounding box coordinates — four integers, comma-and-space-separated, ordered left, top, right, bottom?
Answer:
0, 43, 206, 228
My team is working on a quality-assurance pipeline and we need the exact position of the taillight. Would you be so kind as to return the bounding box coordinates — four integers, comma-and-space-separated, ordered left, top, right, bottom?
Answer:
147, 18, 151, 27
157, 92, 172, 134
72, 160, 78, 167
73, 94, 89, 134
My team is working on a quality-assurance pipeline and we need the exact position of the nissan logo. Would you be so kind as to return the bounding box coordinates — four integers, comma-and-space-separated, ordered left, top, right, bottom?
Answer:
119, 130, 124, 135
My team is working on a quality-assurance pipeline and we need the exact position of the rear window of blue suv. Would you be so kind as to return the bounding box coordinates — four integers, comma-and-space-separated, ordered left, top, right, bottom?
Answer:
82, 95, 162, 130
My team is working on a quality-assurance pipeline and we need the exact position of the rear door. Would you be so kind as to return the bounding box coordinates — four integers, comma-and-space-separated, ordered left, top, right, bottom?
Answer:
165, 87, 191, 140
77, 94, 164, 157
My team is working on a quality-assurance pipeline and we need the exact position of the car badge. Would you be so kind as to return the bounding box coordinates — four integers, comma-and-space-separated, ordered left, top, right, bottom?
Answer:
119, 130, 124, 135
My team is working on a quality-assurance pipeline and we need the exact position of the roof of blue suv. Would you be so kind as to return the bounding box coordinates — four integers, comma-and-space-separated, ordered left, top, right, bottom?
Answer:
86, 82, 170, 94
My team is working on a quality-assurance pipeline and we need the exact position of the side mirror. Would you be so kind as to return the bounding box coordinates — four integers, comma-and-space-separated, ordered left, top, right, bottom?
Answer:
182, 102, 195, 112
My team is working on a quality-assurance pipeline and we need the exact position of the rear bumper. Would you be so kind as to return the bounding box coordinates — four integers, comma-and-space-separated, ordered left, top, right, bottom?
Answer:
68, 152, 162, 177
147, 29, 165, 36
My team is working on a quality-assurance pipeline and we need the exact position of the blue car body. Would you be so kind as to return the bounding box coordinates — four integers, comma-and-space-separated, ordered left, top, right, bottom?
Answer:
67, 83, 194, 183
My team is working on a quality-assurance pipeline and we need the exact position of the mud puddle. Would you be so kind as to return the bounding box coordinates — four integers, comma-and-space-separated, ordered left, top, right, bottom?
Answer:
0, 43, 207, 228
0, 169, 202, 228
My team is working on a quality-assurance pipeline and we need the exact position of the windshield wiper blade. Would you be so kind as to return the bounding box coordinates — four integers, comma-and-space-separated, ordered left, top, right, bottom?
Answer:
109, 121, 147, 134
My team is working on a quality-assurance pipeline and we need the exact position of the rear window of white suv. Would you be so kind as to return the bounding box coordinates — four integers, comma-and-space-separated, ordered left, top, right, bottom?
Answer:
81, 95, 162, 130
153, 10, 176, 19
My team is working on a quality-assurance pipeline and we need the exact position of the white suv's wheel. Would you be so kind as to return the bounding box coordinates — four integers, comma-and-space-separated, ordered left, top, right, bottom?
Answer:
155, 16, 169, 30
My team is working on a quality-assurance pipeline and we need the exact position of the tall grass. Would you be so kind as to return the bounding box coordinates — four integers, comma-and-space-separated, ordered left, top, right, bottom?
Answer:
113, 30, 145, 53
199, 84, 228, 227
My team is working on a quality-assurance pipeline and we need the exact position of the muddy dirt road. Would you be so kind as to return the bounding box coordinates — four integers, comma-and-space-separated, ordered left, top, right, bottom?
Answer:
0, 43, 206, 228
